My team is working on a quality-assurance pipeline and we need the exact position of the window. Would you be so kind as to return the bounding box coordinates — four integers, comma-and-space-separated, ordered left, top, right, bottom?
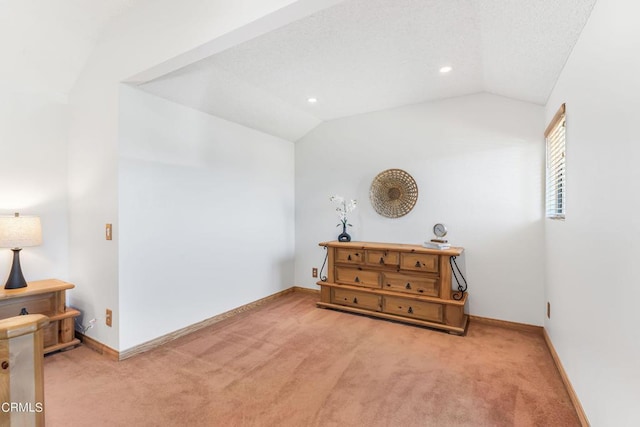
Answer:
545, 103, 566, 219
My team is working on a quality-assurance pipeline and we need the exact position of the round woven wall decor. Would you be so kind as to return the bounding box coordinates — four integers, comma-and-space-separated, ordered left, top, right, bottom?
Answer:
369, 169, 418, 218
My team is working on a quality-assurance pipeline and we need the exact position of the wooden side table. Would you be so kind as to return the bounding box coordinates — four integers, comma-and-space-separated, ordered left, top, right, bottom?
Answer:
0, 280, 80, 354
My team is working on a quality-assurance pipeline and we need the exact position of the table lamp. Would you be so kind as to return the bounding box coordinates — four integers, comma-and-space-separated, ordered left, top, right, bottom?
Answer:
0, 213, 42, 289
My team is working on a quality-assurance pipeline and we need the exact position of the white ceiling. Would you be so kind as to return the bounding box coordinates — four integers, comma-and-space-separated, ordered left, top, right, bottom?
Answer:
1, 0, 138, 101
1, 0, 597, 138
139, 0, 597, 142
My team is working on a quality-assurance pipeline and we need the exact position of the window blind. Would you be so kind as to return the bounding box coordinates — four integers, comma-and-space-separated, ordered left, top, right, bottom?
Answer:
545, 104, 566, 219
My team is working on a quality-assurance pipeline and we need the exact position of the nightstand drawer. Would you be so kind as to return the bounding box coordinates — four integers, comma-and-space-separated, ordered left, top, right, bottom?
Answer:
335, 267, 381, 288
335, 248, 364, 264
400, 253, 439, 273
0, 294, 54, 319
384, 296, 443, 323
383, 272, 439, 297
332, 288, 381, 311
365, 250, 400, 267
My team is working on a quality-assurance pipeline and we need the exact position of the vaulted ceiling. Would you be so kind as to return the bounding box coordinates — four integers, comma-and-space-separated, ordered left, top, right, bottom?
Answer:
2, 0, 597, 137
139, 0, 597, 141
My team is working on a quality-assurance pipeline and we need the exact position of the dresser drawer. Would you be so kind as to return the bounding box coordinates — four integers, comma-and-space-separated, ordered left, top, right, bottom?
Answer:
332, 288, 381, 311
383, 272, 439, 297
400, 253, 439, 273
365, 250, 400, 267
335, 267, 381, 288
335, 248, 364, 264
384, 296, 443, 323
0, 293, 55, 319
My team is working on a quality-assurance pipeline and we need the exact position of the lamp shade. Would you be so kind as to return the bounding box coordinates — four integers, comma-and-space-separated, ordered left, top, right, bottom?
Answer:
0, 214, 42, 249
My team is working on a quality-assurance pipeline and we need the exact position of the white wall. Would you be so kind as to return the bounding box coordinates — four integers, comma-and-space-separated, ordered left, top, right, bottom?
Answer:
117, 86, 294, 351
544, 0, 640, 425
66, 0, 340, 350
0, 90, 69, 287
295, 93, 545, 325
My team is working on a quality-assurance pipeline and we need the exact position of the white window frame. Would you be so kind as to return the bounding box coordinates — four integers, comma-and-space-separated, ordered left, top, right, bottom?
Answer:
545, 103, 566, 220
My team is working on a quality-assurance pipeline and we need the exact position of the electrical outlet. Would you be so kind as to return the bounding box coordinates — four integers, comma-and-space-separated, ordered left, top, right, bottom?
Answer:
547, 302, 551, 319
312, 268, 318, 278
106, 309, 112, 327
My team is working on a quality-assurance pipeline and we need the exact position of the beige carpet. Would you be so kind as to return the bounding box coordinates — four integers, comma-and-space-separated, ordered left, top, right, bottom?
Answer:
44, 292, 579, 426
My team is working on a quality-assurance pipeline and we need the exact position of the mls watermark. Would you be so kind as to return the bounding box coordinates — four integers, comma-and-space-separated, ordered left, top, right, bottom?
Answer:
1, 402, 44, 413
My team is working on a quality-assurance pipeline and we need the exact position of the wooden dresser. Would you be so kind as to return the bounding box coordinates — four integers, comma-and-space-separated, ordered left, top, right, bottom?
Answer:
0, 279, 80, 354
317, 241, 468, 334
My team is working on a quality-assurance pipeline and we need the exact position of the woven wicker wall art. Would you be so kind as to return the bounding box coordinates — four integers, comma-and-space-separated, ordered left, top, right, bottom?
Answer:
369, 169, 418, 218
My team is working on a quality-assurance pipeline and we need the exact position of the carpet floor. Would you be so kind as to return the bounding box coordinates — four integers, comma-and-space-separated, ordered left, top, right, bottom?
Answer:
44, 292, 579, 426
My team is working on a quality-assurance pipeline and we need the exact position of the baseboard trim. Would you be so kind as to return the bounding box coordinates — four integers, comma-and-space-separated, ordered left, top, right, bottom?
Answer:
118, 287, 298, 360
542, 329, 590, 427
468, 315, 543, 334
292, 286, 320, 295
76, 332, 119, 361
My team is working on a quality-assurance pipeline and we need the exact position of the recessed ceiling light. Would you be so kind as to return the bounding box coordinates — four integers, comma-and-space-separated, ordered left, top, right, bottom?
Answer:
439, 66, 452, 74
307, 97, 318, 103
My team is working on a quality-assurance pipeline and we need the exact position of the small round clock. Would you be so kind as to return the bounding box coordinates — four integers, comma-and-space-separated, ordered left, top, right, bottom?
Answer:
433, 223, 448, 238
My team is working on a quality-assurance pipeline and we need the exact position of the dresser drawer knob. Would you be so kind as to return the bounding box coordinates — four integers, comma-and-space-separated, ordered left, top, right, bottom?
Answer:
405, 283, 412, 290
354, 276, 360, 283
379, 257, 385, 264
19, 307, 29, 315
1, 361, 8, 370
353, 297, 358, 304
415, 261, 421, 267
418, 289, 424, 293
408, 307, 414, 314
348, 255, 352, 261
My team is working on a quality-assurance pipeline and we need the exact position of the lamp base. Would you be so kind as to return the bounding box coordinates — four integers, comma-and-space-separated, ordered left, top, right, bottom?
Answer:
4, 248, 27, 289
